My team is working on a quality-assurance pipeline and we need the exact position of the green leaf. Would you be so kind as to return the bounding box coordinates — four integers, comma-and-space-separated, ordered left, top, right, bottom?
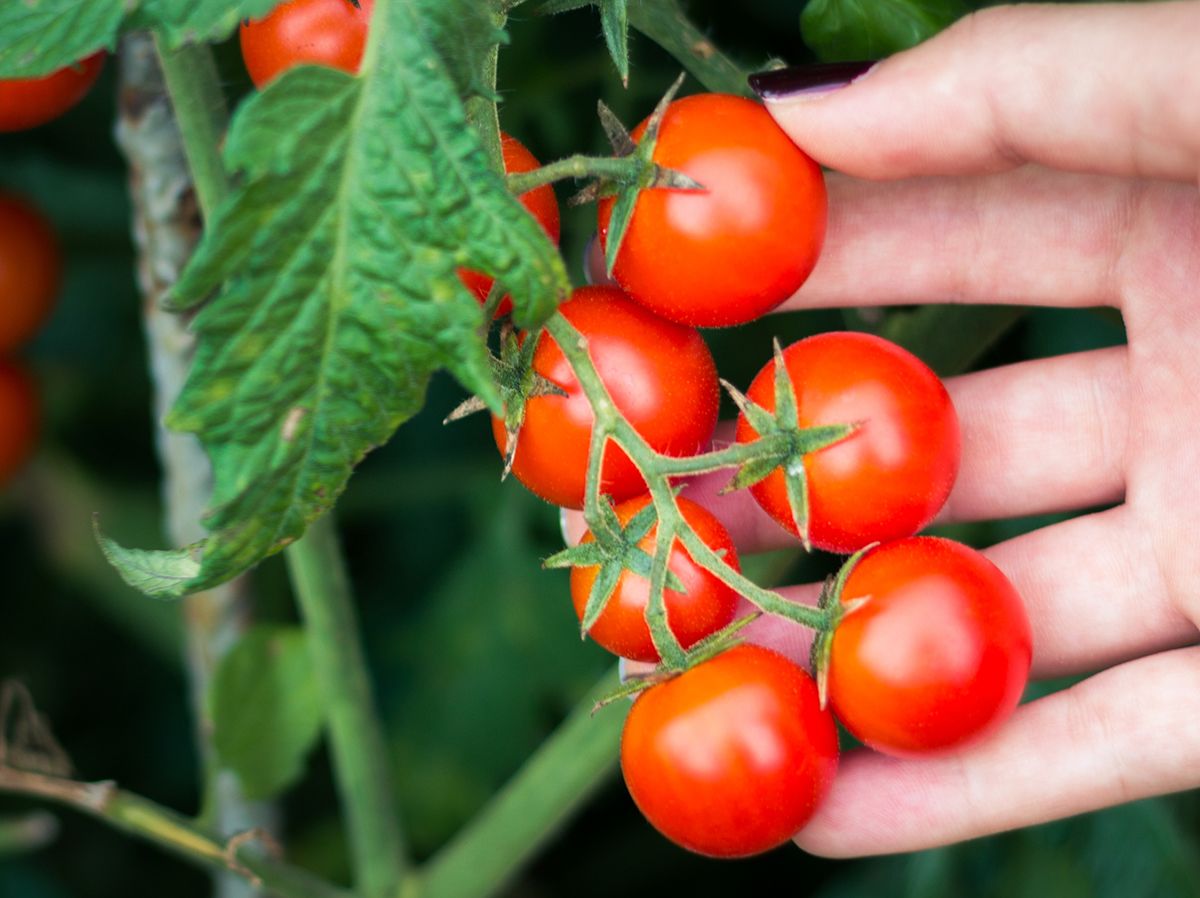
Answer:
412, 0, 509, 101
881, 305, 1024, 377
801, 0, 969, 62
105, 1, 569, 599
600, 0, 631, 86
0, 0, 121, 77
127, 0, 282, 47
95, 522, 202, 600
209, 626, 323, 801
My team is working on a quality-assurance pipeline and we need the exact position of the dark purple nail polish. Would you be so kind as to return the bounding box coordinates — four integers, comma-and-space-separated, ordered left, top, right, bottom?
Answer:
749, 61, 876, 100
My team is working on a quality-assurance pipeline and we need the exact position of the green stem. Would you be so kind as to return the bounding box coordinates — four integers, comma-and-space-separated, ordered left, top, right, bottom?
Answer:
420, 669, 627, 898
0, 769, 352, 898
285, 515, 409, 897
506, 154, 641, 194
153, 38, 231, 215
627, 0, 752, 97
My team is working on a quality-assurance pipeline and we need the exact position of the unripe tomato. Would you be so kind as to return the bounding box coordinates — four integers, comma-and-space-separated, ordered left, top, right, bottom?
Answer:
0, 362, 38, 485
598, 92, 826, 328
0, 194, 62, 352
621, 645, 839, 857
240, 0, 375, 88
571, 495, 740, 662
735, 331, 960, 553
492, 286, 719, 510
0, 53, 105, 132
827, 537, 1032, 755
459, 134, 561, 317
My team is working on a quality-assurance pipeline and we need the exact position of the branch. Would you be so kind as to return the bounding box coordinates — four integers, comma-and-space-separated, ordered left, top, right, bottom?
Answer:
0, 768, 352, 898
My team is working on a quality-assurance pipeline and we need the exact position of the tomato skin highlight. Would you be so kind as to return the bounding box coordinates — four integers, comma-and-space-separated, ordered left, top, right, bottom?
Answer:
828, 537, 1033, 756
493, 286, 719, 510
735, 331, 960, 553
0, 195, 62, 353
0, 361, 39, 486
598, 92, 826, 328
0, 53, 105, 133
621, 645, 839, 858
571, 495, 740, 663
239, 0, 374, 88
459, 134, 561, 317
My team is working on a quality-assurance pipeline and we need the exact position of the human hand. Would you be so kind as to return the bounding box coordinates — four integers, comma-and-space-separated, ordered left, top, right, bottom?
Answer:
573, 0, 1200, 857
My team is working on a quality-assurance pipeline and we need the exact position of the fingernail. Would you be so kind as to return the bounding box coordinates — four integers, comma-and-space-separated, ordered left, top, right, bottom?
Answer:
749, 60, 876, 100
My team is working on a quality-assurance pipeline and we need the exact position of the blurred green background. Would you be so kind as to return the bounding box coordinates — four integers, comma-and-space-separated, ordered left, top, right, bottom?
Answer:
2, 2, 1196, 897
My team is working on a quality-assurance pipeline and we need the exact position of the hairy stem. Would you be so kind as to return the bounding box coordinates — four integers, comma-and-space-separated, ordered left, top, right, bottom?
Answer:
628, 0, 751, 97
420, 669, 626, 898
506, 154, 643, 194
285, 516, 409, 897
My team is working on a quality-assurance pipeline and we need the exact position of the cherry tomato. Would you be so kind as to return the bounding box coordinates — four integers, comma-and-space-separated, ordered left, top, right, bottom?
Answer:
735, 331, 960, 553
0, 362, 38, 485
827, 537, 1032, 756
459, 134, 561, 317
492, 286, 718, 510
597, 93, 826, 328
0, 194, 61, 353
0, 53, 105, 132
621, 644, 839, 857
239, 0, 374, 88
571, 495, 740, 662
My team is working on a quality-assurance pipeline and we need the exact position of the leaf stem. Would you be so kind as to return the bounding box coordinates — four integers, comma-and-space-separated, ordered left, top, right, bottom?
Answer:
0, 768, 352, 898
627, 0, 752, 97
420, 668, 626, 898
285, 515, 409, 897
506, 154, 643, 194
153, 37, 231, 215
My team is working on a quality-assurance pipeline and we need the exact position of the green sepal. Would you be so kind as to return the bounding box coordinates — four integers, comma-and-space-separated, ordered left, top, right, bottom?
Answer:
580, 561, 624, 635
810, 542, 878, 707
783, 457, 812, 552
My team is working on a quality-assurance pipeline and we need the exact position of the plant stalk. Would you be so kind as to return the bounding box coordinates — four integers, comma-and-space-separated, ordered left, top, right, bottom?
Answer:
285, 515, 409, 897
420, 668, 626, 898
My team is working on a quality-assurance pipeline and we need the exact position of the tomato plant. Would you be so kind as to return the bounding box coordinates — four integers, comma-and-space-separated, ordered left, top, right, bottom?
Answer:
0, 194, 62, 352
0, 53, 105, 132
621, 644, 839, 857
827, 537, 1033, 755
735, 331, 960, 553
597, 92, 826, 328
239, 0, 375, 87
0, 361, 38, 486
492, 286, 719, 509
459, 134, 561, 317
570, 494, 740, 663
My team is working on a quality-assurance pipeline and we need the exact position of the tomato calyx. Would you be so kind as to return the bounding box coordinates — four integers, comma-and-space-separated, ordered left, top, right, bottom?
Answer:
545, 497, 687, 637
809, 542, 877, 708
444, 323, 566, 477
723, 340, 860, 551
570, 74, 705, 275
590, 612, 761, 712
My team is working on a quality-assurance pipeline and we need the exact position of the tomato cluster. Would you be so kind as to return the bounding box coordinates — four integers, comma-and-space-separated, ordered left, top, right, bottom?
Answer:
481, 92, 1030, 859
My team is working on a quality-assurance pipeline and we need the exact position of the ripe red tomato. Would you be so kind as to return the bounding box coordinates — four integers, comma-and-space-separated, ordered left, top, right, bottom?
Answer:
239, 0, 374, 88
492, 286, 718, 510
827, 537, 1032, 756
0, 362, 39, 485
571, 495, 740, 662
0, 195, 61, 353
597, 92, 826, 328
459, 133, 561, 317
621, 644, 839, 857
735, 331, 960, 553
0, 53, 105, 132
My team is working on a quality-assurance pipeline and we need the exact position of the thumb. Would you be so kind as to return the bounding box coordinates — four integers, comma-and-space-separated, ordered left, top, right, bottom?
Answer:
750, 2, 1200, 182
